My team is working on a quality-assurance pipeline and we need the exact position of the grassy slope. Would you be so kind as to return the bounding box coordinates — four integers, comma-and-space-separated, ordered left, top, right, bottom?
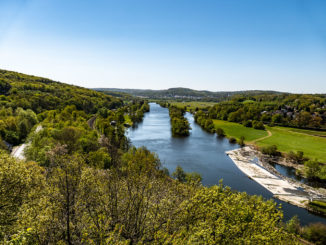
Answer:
213, 120, 268, 142
256, 126, 326, 163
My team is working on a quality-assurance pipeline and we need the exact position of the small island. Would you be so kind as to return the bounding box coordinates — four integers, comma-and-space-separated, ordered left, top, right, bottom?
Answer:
168, 105, 191, 137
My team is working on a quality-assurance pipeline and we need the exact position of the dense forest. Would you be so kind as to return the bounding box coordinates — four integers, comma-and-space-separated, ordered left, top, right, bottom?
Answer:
1, 69, 325, 244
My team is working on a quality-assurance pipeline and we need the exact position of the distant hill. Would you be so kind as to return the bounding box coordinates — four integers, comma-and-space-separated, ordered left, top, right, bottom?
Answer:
94, 87, 284, 102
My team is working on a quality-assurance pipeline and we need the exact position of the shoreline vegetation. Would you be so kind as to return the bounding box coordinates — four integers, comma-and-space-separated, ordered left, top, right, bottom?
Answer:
159, 102, 191, 137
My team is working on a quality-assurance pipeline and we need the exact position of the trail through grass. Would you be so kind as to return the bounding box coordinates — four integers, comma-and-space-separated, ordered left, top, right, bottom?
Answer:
256, 126, 326, 163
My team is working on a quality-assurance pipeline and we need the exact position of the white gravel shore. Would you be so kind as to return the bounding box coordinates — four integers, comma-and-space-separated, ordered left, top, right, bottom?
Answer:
227, 147, 317, 208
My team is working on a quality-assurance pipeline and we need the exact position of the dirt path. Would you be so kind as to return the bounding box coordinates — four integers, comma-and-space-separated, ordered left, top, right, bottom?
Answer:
276, 127, 326, 138
250, 129, 272, 144
87, 116, 97, 130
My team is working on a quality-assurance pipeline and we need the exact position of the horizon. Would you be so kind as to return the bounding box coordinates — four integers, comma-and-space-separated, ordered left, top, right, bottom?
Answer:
0, 0, 326, 93
1, 67, 325, 95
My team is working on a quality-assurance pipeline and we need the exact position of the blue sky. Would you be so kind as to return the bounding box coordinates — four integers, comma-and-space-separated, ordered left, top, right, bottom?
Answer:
0, 0, 325, 93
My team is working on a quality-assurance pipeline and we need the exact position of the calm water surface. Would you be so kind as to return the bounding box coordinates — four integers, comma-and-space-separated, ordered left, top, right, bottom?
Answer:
127, 103, 326, 225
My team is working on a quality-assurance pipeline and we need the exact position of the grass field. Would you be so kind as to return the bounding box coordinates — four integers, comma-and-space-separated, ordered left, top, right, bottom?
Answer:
283, 127, 326, 137
170, 101, 216, 111
212, 120, 268, 142
256, 126, 326, 163
212, 120, 326, 163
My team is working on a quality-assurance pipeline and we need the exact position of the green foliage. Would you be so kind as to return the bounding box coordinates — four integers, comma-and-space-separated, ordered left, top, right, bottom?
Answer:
257, 126, 326, 163
168, 106, 191, 136
261, 145, 280, 156
213, 119, 268, 142
172, 165, 187, 182
285, 215, 301, 234
238, 136, 245, 147
207, 93, 326, 129
127, 100, 150, 124
0, 107, 38, 145
243, 120, 252, 127
185, 172, 202, 185
301, 223, 326, 245
252, 120, 265, 130
98, 87, 279, 102
159, 184, 295, 244
0, 69, 122, 114
216, 127, 225, 137
0, 152, 45, 240
287, 151, 307, 164
194, 110, 215, 133
308, 200, 326, 216
87, 148, 112, 169
0, 69, 306, 244
229, 137, 237, 144
303, 160, 326, 180
0, 78, 11, 95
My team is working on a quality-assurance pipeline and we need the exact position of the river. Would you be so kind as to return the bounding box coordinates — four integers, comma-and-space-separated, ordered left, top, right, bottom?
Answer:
127, 103, 326, 226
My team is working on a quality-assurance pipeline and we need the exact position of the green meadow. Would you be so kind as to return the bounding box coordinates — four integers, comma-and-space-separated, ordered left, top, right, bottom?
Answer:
283, 127, 326, 137
256, 126, 326, 163
212, 120, 326, 163
212, 120, 268, 142
170, 101, 216, 110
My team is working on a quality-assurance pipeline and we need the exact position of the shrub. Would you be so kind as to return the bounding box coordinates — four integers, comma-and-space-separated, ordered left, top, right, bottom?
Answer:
304, 160, 322, 179
243, 120, 252, 127
287, 151, 307, 164
285, 215, 300, 234
252, 120, 265, 130
216, 128, 225, 137
261, 145, 280, 156
238, 136, 245, 147
301, 223, 326, 245
229, 137, 237, 144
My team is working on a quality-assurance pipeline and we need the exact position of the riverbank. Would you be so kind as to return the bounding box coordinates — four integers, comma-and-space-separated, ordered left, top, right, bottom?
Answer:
226, 146, 326, 210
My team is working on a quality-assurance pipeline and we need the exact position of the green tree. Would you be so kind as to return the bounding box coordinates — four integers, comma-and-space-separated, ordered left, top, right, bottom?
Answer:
172, 165, 187, 182
304, 160, 321, 179
0, 152, 45, 240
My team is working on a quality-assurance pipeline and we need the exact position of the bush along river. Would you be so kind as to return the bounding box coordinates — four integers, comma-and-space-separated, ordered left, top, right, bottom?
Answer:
127, 103, 326, 226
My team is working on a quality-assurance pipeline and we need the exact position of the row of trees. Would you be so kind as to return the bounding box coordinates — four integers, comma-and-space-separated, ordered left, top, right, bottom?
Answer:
127, 100, 150, 124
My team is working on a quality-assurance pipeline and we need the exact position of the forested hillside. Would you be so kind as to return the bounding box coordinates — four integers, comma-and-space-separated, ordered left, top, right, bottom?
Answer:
0, 69, 122, 147
0, 69, 311, 244
96, 87, 282, 102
